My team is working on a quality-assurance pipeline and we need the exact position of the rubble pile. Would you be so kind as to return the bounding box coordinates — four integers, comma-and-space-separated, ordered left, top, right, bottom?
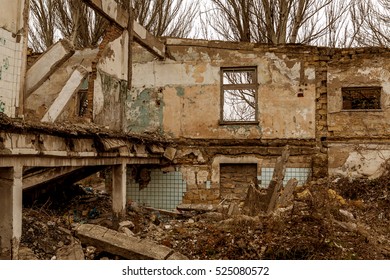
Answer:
20, 173, 390, 260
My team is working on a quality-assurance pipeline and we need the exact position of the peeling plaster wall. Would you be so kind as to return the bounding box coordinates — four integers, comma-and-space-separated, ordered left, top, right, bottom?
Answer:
326, 49, 390, 178
162, 145, 314, 206
93, 70, 126, 131
327, 56, 390, 137
128, 40, 317, 139
127, 40, 320, 206
93, 31, 128, 130
0, 0, 27, 118
328, 144, 390, 179
126, 87, 163, 134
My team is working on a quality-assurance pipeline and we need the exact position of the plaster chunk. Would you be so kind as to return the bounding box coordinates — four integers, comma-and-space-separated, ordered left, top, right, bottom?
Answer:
163, 147, 177, 161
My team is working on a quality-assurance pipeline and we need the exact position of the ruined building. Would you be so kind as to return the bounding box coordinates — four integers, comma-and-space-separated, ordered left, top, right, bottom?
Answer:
2, 0, 390, 259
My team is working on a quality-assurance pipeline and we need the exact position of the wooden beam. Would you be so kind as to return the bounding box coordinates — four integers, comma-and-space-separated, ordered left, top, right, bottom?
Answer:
81, 0, 166, 59
266, 146, 290, 214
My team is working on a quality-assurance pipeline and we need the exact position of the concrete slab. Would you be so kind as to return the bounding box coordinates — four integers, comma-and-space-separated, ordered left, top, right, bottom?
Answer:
26, 39, 74, 96
76, 224, 188, 260
41, 66, 88, 122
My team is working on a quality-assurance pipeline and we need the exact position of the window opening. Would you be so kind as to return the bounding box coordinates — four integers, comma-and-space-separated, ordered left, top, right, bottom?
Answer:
221, 67, 258, 123
77, 78, 89, 116
342, 86, 381, 110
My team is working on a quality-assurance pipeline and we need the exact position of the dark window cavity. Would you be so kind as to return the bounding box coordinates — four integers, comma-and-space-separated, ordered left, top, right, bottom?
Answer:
342, 86, 382, 110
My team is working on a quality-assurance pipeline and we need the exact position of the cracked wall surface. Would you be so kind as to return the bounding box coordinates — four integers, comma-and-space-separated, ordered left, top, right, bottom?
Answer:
127, 41, 390, 207
128, 40, 317, 140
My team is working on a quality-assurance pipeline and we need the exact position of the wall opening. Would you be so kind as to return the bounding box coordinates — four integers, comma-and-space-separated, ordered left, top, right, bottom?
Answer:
220, 163, 257, 203
220, 67, 258, 123
126, 166, 186, 211
342, 86, 382, 110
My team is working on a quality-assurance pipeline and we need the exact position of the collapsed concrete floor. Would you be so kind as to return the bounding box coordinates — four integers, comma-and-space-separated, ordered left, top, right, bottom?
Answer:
19, 171, 390, 260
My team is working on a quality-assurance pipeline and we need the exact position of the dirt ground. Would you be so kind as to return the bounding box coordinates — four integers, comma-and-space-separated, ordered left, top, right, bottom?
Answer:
19, 172, 390, 260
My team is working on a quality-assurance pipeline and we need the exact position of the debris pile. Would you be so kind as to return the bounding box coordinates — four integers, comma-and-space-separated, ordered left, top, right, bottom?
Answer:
20, 171, 390, 260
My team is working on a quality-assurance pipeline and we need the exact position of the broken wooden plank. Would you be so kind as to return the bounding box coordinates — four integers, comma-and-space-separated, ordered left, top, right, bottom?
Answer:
266, 146, 290, 214
75, 224, 188, 260
278, 178, 298, 208
243, 185, 268, 216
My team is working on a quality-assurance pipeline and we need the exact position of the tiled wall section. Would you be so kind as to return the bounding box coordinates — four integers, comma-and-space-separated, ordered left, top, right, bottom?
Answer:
260, 167, 312, 188
0, 28, 22, 117
127, 169, 187, 211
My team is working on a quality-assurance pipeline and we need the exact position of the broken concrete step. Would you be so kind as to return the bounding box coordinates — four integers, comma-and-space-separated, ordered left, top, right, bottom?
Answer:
75, 224, 188, 260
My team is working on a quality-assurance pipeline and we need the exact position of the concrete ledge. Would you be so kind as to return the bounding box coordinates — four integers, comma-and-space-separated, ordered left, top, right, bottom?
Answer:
75, 224, 188, 260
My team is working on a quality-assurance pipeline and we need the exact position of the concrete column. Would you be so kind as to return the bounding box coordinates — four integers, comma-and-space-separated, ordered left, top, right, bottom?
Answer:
0, 165, 23, 260
112, 163, 127, 221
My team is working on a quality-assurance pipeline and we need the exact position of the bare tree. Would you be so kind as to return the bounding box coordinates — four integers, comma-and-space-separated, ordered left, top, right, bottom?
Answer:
29, 0, 109, 51
133, 0, 199, 38
204, 0, 351, 45
29, 0, 199, 52
29, 0, 58, 52
349, 0, 390, 47
55, 0, 109, 48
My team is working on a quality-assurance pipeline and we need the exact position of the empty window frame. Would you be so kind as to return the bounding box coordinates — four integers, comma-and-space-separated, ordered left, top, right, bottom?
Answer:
342, 86, 382, 110
221, 67, 258, 123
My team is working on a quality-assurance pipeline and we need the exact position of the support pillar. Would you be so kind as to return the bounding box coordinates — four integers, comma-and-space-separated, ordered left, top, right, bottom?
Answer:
0, 166, 23, 260
112, 163, 127, 223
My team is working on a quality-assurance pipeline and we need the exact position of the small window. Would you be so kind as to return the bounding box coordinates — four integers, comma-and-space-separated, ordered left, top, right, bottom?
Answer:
342, 86, 382, 110
221, 67, 258, 123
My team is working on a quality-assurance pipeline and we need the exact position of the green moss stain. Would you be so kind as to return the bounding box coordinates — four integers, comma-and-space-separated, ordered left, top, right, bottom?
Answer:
100, 71, 119, 93
176, 87, 185, 97
126, 88, 164, 134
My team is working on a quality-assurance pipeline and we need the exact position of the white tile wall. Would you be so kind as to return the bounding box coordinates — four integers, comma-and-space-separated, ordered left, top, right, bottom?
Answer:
0, 28, 23, 117
260, 167, 312, 188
